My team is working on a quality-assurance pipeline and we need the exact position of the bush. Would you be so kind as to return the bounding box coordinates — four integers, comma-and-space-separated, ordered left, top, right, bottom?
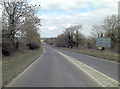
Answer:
27, 43, 39, 50
2, 43, 15, 56
55, 34, 68, 47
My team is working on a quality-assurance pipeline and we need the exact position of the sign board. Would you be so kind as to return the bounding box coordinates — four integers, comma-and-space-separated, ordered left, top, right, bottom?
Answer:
96, 38, 111, 47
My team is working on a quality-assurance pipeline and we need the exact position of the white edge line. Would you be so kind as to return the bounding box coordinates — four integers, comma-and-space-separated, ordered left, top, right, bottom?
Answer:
65, 57, 105, 87
75, 59, 120, 85
55, 50, 119, 87
61, 48, 119, 64
6, 46, 46, 87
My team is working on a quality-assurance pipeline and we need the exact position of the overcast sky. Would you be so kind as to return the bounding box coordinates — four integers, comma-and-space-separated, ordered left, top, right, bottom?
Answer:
4, 0, 119, 37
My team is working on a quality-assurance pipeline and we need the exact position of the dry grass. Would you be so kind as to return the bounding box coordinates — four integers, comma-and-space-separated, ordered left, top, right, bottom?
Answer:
56, 46, 119, 63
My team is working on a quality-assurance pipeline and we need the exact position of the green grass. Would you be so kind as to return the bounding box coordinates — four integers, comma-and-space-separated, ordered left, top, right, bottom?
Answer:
56, 47, 119, 63
2, 46, 44, 86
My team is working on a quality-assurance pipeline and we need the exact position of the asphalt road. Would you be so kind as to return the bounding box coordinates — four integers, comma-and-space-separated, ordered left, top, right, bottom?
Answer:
54, 47, 119, 81
7, 46, 101, 87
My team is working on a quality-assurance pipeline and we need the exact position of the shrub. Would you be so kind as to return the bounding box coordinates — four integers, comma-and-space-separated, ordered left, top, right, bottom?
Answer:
27, 43, 39, 50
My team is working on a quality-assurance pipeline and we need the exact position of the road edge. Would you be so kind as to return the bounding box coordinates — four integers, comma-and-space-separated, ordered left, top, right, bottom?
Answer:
55, 50, 119, 87
54, 46, 119, 64
5, 47, 46, 87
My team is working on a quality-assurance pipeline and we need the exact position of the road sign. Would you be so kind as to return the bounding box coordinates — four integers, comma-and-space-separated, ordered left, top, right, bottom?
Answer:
96, 38, 111, 47
98, 47, 102, 49
41, 40, 44, 42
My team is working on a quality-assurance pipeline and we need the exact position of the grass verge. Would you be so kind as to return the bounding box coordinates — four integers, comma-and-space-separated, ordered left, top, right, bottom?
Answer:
2, 46, 44, 87
54, 46, 119, 63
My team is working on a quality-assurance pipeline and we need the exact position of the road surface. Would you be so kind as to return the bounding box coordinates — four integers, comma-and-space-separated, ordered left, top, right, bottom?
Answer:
7, 46, 103, 87
55, 47, 118, 82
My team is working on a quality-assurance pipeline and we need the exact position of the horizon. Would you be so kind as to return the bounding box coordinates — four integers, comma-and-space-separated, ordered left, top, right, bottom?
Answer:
28, 0, 118, 38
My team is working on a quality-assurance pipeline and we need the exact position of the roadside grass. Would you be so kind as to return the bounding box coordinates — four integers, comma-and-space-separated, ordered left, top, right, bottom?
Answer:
55, 46, 119, 63
76, 50, 119, 62
2, 46, 44, 86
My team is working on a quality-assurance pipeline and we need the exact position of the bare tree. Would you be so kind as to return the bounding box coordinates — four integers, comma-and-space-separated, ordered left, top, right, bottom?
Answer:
103, 15, 118, 49
61, 24, 82, 48
103, 15, 118, 34
64, 27, 74, 48
73, 25, 82, 47
2, 1, 41, 55
91, 25, 105, 38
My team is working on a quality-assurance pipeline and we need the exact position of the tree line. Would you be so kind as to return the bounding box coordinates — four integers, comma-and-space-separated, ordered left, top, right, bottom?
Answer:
2, 1, 41, 56
45, 14, 119, 53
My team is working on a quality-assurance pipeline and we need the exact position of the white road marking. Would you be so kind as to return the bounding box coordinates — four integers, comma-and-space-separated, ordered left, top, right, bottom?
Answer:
6, 47, 46, 87
59, 48, 119, 64
55, 50, 119, 87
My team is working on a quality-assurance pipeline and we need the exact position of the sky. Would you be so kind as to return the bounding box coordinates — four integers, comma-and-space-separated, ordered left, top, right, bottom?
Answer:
1, 0, 119, 38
